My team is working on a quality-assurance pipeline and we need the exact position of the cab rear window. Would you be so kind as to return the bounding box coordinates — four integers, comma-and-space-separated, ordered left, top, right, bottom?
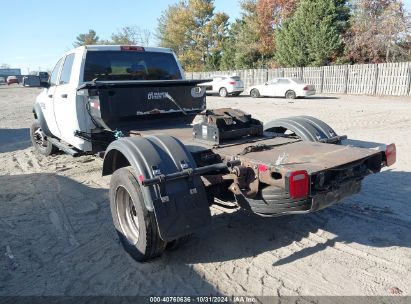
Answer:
83, 51, 182, 82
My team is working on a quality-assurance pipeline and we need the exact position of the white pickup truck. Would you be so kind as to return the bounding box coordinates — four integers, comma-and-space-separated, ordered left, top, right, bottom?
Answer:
31, 45, 187, 156
29, 45, 396, 262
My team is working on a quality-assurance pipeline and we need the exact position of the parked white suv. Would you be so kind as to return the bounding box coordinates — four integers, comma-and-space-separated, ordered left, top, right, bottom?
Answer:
200, 75, 244, 97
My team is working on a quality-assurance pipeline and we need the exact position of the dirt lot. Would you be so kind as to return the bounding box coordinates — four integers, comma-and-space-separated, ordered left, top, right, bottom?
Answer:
1, 86, 410, 296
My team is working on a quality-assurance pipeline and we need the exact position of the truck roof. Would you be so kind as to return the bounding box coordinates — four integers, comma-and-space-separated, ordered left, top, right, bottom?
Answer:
75, 45, 174, 54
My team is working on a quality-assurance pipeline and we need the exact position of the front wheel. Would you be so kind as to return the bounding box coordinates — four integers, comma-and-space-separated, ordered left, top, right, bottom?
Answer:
30, 121, 58, 156
285, 90, 297, 99
219, 87, 228, 97
109, 166, 166, 262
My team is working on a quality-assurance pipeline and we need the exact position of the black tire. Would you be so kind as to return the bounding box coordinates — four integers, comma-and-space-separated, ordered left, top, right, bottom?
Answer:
109, 166, 166, 262
250, 89, 260, 98
285, 90, 296, 99
219, 87, 228, 97
165, 234, 192, 251
30, 120, 58, 156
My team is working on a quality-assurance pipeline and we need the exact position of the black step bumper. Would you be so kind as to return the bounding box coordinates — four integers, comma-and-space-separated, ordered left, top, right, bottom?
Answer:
239, 179, 362, 216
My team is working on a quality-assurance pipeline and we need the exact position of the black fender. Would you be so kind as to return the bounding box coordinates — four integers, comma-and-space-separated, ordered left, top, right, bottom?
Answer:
103, 134, 211, 242
33, 103, 53, 137
264, 116, 345, 144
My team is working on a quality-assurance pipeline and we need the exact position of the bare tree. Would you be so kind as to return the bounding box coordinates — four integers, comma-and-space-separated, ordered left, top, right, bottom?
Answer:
345, 0, 410, 63
380, 2, 410, 62
111, 26, 152, 46
0, 63, 11, 69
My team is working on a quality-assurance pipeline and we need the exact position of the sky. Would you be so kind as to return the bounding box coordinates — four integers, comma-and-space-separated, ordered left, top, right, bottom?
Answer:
1, 0, 410, 73
0, 0, 242, 73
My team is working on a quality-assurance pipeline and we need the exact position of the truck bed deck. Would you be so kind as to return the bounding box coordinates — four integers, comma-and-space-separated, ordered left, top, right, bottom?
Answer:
131, 122, 382, 175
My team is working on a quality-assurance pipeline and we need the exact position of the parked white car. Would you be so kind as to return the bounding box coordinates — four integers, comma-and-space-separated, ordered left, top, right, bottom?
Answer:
200, 75, 244, 97
248, 78, 316, 99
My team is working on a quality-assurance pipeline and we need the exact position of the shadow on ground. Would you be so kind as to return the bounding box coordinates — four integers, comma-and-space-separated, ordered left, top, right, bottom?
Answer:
304, 96, 339, 100
0, 169, 409, 295
182, 169, 411, 266
231, 96, 340, 100
0, 173, 221, 296
0, 128, 31, 153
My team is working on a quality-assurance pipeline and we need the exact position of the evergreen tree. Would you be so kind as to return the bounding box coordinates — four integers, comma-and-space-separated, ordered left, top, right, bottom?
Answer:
275, 0, 348, 67
228, 0, 262, 69
220, 21, 242, 70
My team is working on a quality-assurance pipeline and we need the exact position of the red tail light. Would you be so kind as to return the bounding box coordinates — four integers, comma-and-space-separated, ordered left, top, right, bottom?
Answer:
384, 143, 396, 167
288, 170, 309, 199
303, 85, 309, 91
228, 81, 236, 85
88, 96, 100, 110
121, 46, 145, 51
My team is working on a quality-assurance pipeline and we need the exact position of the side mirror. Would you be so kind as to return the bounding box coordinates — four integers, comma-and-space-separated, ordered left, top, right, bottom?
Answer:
41, 81, 50, 88
264, 82, 268, 85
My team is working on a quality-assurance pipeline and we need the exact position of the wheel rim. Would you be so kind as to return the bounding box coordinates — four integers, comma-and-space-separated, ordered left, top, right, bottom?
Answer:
32, 127, 47, 147
286, 91, 295, 99
116, 186, 140, 245
251, 90, 258, 97
220, 88, 227, 97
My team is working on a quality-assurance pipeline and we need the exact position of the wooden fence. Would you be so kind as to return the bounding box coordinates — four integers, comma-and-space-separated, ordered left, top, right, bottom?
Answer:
186, 62, 411, 96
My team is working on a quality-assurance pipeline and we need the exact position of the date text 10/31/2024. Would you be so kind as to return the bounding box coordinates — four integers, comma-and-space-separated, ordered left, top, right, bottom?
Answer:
149, 296, 256, 303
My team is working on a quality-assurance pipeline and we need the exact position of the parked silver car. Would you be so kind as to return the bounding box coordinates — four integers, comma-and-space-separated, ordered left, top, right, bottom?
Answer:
248, 78, 316, 99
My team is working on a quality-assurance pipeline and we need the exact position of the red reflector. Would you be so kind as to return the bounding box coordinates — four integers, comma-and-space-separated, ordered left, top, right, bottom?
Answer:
138, 175, 145, 182
303, 86, 309, 91
258, 164, 268, 172
288, 170, 309, 199
90, 101, 100, 110
385, 143, 396, 167
121, 46, 145, 52
228, 81, 236, 85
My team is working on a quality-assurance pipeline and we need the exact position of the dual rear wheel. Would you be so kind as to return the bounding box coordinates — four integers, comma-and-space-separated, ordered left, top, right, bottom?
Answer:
109, 166, 190, 262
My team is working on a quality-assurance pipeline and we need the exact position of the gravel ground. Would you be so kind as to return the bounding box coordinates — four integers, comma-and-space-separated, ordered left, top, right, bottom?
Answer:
0, 85, 410, 297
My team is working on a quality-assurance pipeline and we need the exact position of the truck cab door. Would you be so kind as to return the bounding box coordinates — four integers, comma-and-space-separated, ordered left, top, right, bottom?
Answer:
53, 53, 78, 145
41, 58, 64, 138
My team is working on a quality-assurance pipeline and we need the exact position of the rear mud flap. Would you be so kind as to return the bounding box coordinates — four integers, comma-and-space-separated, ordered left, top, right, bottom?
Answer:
152, 186, 211, 242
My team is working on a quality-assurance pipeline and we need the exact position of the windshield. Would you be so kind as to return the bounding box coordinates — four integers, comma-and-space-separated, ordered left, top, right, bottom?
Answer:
292, 78, 305, 84
83, 51, 182, 82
